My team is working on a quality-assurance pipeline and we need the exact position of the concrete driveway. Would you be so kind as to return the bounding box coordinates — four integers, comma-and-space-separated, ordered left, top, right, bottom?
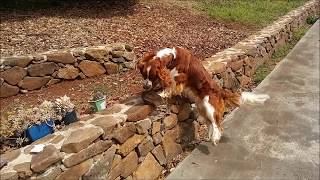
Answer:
167, 20, 319, 180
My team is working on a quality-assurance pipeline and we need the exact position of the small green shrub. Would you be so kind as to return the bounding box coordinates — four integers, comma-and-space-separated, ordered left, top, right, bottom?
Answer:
306, 15, 319, 25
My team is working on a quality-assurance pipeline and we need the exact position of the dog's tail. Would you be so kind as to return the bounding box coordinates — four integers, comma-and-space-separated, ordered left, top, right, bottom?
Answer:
221, 89, 270, 108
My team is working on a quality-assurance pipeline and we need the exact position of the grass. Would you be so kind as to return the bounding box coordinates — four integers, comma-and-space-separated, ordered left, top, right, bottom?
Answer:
252, 25, 310, 84
194, 0, 308, 27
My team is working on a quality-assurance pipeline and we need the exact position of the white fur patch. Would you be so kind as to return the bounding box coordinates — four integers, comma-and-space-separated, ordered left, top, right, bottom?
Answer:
241, 92, 270, 105
203, 95, 221, 145
146, 66, 151, 78
156, 48, 177, 59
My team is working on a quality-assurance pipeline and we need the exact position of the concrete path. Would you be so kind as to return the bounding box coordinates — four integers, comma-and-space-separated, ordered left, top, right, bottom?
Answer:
167, 21, 319, 180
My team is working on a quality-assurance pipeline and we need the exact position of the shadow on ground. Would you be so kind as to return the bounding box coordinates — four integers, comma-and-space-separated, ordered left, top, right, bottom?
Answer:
0, 0, 137, 22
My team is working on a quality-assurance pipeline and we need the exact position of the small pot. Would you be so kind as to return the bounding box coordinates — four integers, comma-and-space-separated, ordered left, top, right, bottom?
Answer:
89, 96, 106, 112
62, 110, 78, 125
26, 120, 54, 142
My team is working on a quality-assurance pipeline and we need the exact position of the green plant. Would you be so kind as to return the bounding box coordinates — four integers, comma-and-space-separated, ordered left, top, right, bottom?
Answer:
306, 15, 319, 25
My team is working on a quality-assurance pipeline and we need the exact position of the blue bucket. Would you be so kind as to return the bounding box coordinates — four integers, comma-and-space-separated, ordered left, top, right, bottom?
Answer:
26, 120, 54, 142
62, 110, 78, 125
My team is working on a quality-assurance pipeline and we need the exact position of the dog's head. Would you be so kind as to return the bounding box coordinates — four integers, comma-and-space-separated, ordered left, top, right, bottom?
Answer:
137, 51, 175, 91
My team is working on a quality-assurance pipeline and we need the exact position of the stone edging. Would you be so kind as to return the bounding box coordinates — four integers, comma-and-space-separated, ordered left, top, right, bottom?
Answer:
0, 43, 137, 98
203, 0, 318, 90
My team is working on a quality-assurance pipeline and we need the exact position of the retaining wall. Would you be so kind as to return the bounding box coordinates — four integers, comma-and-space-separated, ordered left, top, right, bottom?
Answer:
0, 43, 136, 98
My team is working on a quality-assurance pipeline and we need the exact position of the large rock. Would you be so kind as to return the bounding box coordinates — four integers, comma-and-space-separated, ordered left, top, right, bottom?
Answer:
203, 60, 226, 74
27, 62, 58, 77
0, 171, 18, 180
228, 60, 244, 71
152, 132, 162, 145
31, 166, 61, 180
125, 105, 153, 122
162, 126, 182, 162
0, 66, 27, 85
31, 145, 62, 173
85, 48, 109, 61
46, 51, 75, 64
61, 126, 104, 153
137, 136, 154, 157
2, 56, 33, 67
120, 151, 138, 178
62, 140, 112, 167
57, 65, 79, 79
0, 82, 20, 97
163, 114, 178, 129
221, 68, 240, 90
112, 123, 136, 143
56, 159, 93, 180
90, 116, 122, 140
18, 76, 51, 90
135, 118, 151, 134
152, 121, 161, 135
122, 52, 136, 61
151, 145, 167, 165
83, 145, 116, 180
133, 153, 163, 180
1, 149, 21, 162
97, 104, 123, 115
79, 60, 106, 77
118, 134, 145, 156
13, 162, 32, 178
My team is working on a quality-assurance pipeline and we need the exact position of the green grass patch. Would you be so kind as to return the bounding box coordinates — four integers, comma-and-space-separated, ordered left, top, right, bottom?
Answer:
194, 0, 308, 27
253, 25, 309, 84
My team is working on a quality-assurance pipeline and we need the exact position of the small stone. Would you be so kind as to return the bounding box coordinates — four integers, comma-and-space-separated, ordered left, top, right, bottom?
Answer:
0, 158, 8, 169
83, 145, 116, 180
228, 60, 244, 71
118, 134, 145, 156
57, 65, 79, 79
137, 136, 155, 157
27, 62, 58, 77
152, 121, 161, 135
124, 44, 134, 52
46, 51, 76, 64
110, 57, 125, 63
0, 82, 20, 97
108, 161, 122, 180
0, 171, 18, 180
111, 51, 124, 58
133, 153, 163, 180
47, 78, 61, 86
112, 123, 136, 143
1, 149, 21, 162
63, 140, 112, 167
18, 76, 51, 90
238, 75, 251, 86
31, 145, 62, 173
152, 132, 162, 145
170, 105, 179, 114
162, 127, 182, 162
135, 118, 152, 134
79, 72, 86, 79
125, 105, 153, 122
178, 103, 192, 121
61, 126, 104, 153
111, 154, 122, 169
30, 166, 61, 180
123, 62, 135, 69
56, 159, 93, 180
97, 104, 123, 115
79, 60, 106, 77
13, 162, 32, 178
203, 60, 226, 74
90, 116, 122, 140
122, 52, 136, 61
0, 66, 27, 85
3, 56, 33, 67
221, 68, 240, 91
104, 63, 119, 75
84, 48, 109, 61
120, 151, 138, 178
163, 114, 178, 129
151, 145, 167, 165
141, 91, 164, 106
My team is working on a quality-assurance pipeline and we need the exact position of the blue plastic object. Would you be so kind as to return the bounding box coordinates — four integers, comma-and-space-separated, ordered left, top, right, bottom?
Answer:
62, 110, 78, 125
26, 120, 54, 142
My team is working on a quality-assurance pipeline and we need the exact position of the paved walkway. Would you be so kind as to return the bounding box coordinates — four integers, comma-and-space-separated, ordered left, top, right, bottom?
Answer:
167, 20, 319, 180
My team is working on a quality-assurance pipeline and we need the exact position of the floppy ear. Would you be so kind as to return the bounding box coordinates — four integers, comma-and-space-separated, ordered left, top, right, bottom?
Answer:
159, 55, 173, 69
158, 67, 172, 88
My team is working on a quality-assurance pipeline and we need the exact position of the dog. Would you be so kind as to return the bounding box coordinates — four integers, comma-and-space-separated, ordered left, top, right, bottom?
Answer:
137, 47, 270, 145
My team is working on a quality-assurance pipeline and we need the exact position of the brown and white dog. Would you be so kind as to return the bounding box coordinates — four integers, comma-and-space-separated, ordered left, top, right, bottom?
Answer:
137, 47, 269, 145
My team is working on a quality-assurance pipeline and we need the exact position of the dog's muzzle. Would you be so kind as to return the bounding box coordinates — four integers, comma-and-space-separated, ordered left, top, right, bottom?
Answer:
143, 79, 153, 90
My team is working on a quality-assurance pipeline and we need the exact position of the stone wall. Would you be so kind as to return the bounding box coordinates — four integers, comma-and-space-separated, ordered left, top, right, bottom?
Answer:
0, 43, 136, 98
203, 0, 318, 90
0, 93, 202, 180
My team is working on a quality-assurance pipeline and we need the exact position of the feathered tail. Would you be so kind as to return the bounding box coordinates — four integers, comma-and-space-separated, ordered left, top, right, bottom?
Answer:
221, 89, 270, 108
